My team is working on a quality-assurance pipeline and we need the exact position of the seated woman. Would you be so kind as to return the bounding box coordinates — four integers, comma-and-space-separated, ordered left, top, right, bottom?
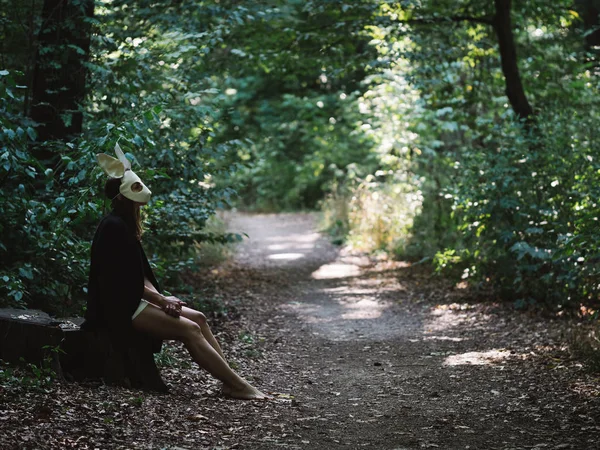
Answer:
82, 144, 268, 400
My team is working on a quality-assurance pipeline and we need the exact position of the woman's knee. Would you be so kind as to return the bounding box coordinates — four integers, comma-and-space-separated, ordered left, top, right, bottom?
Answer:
191, 311, 207, 327
180, 320, 204, 343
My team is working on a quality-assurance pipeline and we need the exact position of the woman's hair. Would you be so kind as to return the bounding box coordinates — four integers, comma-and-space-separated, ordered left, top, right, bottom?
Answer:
105, 177, 143, 241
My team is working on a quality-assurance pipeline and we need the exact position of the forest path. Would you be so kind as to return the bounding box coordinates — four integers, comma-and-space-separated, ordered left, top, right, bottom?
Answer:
219, 212, 600, 450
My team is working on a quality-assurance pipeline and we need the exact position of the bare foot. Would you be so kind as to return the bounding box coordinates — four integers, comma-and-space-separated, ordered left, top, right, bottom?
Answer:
222, 383, 272, 400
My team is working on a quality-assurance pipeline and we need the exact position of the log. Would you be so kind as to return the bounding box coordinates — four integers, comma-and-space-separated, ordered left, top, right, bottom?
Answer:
0, 308, 168, 392
0, 309, 64, 366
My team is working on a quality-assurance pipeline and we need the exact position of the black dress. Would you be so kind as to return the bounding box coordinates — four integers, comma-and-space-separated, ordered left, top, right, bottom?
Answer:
81, 211, 162, 353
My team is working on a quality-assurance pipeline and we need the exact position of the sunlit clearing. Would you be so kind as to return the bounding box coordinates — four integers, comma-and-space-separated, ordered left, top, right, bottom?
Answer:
444, 349, 511, 366
340, 298, 386, 320
312, 263, 360, 280
267, 253, 305, 260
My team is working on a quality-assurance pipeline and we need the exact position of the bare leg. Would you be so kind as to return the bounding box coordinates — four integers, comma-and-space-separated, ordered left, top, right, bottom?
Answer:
133, 303, 268, 400
180, 306, 227, 362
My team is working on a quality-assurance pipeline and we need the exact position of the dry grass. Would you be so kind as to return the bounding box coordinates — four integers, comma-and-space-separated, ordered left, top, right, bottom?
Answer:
321, 176, 422, 255
194, 213, 234, 267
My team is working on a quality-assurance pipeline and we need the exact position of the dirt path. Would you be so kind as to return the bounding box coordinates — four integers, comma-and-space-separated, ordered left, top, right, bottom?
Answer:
1, 212, 599, 449
220, 212, 600, 449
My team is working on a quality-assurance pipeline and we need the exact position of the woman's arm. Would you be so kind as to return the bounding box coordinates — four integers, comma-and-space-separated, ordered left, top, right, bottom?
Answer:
142, 278, 165, 307
142, 278, 186, 317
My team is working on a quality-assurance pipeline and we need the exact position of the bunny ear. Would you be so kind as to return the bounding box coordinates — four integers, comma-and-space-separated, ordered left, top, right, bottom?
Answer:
97, 153, 125, 178
114, 143, 131, 170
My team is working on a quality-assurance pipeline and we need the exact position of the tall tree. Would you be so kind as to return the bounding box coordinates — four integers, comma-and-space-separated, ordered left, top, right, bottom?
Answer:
492, 0, 534, 121
30, 0, 94, 147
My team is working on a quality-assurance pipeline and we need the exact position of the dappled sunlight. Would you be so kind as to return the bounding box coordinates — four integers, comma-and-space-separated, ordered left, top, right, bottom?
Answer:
267, 253, 305, 260
348, 274, 408, 293
268, 243, 315, 251
570, 380, 600, 398
283, 290, 391, 325
284, 295, 389, 323
321, 286, 380, 295
228, 214, 325, 265
265, 232, 321, 243
435, 303, 478, 312
284, 302, 334, 324
337, 253, 373, 267
339, 297, 388, 320
424, 303, 490, 333
444, 349, 512, 366
312, 263, 360, 280
423, 335, 466, 342
424, 309, 467, 332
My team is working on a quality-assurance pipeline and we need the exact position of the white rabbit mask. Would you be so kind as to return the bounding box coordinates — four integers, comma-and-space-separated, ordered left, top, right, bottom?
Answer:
96, 144, 152, 204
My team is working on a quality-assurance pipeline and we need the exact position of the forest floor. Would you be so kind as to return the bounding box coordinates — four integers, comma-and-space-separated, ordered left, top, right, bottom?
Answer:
2, 212, 600, 449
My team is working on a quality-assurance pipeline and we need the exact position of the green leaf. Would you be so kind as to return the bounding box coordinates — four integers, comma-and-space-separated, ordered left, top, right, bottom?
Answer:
26, 127, 37, 141
133, 135, 144, 147
4, 129, 15, 140
19, 267, 33, 280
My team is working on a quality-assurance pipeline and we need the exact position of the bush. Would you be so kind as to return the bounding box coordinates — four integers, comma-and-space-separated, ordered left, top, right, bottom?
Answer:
439, 101, 600, 308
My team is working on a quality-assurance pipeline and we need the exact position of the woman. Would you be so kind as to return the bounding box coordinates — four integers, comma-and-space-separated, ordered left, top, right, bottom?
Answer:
82, 145, 268, 400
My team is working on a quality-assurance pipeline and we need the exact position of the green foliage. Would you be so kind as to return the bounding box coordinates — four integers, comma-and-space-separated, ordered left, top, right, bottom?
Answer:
3, 0, 600, 315
447, 103, 600, 306
204, 0, 380, 210
401, 0, 600, 308
315, 0, 600, 310
154, 345, 184, 369
0, 344, 62, 391
238, 330, 262, 359
0, 69, 100, 313
0, 0, 247, 313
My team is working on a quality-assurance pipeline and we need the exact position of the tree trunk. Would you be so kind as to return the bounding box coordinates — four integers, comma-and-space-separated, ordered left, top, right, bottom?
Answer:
492, 0, 534, 122
30, 0, 94, 149
575, 0, 600, 50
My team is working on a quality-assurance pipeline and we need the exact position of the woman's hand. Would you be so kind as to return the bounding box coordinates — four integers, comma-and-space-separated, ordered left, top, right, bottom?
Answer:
161, 296, 186, 318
